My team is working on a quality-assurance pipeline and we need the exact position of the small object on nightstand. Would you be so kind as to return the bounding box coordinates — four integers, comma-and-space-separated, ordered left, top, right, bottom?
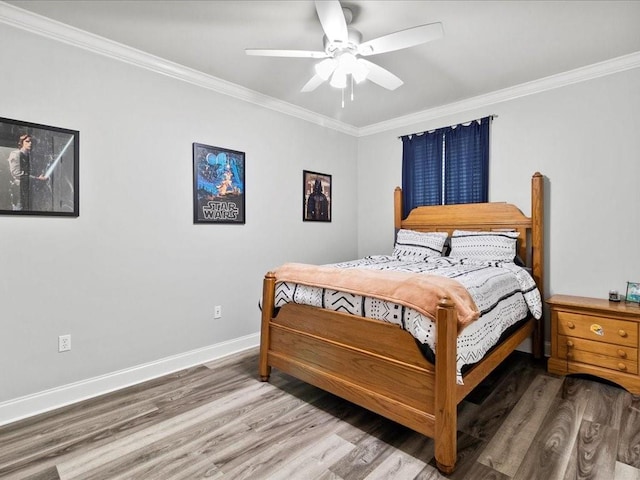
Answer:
610, 290, 621, 302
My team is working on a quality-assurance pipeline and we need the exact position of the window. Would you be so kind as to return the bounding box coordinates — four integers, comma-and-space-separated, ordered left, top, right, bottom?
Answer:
401, 117, 490, 216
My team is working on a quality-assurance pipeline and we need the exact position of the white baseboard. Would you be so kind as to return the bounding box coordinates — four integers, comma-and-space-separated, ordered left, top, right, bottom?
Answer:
0, 333, 259, 427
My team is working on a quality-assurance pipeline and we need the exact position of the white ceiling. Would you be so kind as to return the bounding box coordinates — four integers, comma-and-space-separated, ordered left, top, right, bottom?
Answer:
5, 1, 640, 130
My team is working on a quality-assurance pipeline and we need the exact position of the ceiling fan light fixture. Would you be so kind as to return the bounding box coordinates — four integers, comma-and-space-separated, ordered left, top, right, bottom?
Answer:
338, 52, 357, 69
352, 70, 368, 84
330, 69, 347, 89
325, 52, 368, 88
314, 58, 338, 80
352, 59, 369, 83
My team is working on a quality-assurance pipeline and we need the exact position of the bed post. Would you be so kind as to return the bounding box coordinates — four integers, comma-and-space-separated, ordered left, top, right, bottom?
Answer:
434, 296, 457, 474
259, 272, 276, 381
531, 172, 544, 359
394, 186, 403, 230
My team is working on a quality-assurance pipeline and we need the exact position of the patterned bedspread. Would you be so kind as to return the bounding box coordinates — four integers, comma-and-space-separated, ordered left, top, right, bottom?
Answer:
274, 255, 542, 384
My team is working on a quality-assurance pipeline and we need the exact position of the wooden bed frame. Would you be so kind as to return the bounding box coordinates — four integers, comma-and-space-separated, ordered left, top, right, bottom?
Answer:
259, 172, 544, 473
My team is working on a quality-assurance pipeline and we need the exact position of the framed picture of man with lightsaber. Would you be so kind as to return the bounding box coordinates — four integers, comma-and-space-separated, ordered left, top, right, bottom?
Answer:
0, 117, 79, 216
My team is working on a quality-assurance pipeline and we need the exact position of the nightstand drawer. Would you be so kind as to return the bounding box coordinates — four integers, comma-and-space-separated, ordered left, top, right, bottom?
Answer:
558, 335, 638, 374
566, 350, 638, 374
557, 311, 638, 347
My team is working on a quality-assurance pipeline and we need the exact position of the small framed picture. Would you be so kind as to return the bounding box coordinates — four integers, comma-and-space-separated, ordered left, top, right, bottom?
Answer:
625, 281, 640, 304
303, 170, 331, 222
192, 143, 245, 224
0, 116, 79, 216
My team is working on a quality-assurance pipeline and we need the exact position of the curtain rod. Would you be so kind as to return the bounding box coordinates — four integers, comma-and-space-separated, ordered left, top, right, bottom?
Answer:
397, 114, 497, 139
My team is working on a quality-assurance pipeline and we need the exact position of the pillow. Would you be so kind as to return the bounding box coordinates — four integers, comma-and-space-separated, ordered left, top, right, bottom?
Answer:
393, 229, 448, 261
449, 230, 520, 262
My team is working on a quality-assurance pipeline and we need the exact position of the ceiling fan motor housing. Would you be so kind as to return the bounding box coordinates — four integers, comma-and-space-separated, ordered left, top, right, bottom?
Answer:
323, 28, 362, 56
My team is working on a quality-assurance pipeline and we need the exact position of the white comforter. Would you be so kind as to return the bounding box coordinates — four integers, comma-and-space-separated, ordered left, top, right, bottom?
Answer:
274, 255, 542, 384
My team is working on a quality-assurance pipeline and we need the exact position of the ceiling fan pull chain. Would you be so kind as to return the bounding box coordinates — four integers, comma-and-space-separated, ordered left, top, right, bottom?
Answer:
351, 75, 354, 101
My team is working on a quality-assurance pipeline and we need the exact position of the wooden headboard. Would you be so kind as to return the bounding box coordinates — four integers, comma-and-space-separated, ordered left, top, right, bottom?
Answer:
393, 172, 545, 357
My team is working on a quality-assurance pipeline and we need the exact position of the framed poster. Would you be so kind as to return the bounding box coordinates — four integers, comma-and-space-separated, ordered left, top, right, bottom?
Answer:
192, 143, 245, 224
303, 170, 331, 222
0, 117, 79, 216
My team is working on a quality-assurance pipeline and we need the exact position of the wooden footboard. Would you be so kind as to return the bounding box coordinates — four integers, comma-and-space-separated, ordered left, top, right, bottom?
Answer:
260, 173, 545, 473
260, 271, 458, 472
259, 272, 536, 473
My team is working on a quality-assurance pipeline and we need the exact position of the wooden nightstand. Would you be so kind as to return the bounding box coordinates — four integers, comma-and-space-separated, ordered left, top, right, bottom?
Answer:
547, 294, 640, 393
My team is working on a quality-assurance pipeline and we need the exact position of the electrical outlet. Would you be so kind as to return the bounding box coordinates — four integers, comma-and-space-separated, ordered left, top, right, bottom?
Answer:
214, 305, 222, 319
58, 334, 71, 352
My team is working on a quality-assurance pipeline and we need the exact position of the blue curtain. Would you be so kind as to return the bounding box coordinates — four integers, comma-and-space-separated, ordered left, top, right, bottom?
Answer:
444, 116, 489, 204
401, 129, 444, 215
401, 116, 490, 214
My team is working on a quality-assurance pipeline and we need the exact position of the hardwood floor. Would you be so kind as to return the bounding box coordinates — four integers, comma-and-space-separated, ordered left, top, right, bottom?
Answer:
2, 348, 640, 479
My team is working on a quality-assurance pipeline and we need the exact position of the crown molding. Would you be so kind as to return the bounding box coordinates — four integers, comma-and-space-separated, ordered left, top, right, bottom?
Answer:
0, 2, 359, 137
1, 2, 638, 139
359, 51, 640, 137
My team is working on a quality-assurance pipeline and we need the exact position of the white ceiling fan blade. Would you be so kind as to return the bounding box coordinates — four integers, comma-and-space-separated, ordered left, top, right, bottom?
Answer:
358, 59, 403, 90
315, 0, 348, 43
245, 48, 328, 59
358, 22, 444, 56
301, 74, 326, 92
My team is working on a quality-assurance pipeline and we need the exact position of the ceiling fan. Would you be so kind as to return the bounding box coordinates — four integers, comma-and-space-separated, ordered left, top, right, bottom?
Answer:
245, 0, 443, 94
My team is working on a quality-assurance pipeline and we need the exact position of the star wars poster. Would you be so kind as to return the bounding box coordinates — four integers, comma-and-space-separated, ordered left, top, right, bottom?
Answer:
193, 143, 245, 224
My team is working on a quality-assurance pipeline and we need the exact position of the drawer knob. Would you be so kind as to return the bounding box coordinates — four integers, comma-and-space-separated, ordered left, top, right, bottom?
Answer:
618, 363, 627, 371
566, 340, 574, 348
567, 352, 573, 359
567, 321, 575, 329
619, 330, 628, 338
618, 349, 627, 358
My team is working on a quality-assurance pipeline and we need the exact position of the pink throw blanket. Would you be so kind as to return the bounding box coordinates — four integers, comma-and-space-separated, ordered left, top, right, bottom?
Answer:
274, 263, 480, 330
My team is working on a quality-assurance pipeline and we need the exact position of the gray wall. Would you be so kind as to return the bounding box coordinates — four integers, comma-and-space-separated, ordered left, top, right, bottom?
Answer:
0, 23, 358, 409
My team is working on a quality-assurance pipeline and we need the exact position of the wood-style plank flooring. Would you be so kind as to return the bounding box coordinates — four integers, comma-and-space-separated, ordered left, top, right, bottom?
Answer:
2, 348, 640, 479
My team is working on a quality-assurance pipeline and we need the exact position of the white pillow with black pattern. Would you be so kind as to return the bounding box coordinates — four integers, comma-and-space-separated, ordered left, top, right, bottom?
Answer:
449, 230, 520, 262
393, 229, 448, 261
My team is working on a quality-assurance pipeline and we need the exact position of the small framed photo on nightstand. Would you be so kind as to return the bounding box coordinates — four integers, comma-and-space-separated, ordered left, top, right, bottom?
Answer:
625, 281, 640, 304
